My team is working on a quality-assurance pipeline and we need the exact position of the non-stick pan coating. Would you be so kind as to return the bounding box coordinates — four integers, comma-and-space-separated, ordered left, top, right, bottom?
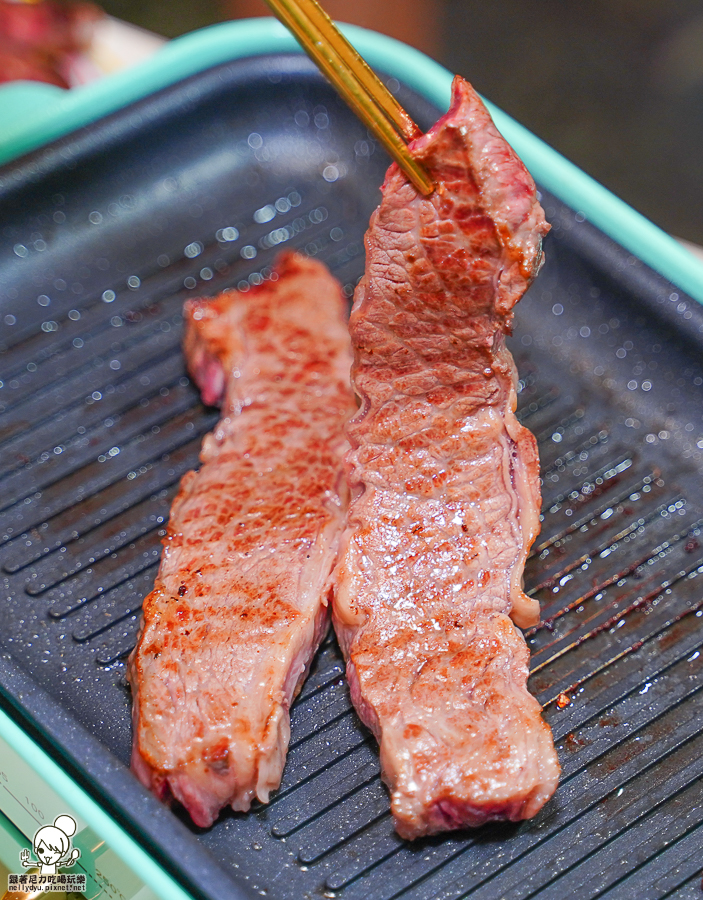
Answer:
0, 54, 701, 900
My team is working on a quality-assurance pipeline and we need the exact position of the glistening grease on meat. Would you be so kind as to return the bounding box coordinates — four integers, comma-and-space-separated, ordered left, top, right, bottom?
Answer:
128, 253, 355, 827
333, 76, 560, 840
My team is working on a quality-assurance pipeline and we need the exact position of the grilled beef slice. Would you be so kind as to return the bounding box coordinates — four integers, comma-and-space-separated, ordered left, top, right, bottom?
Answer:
128, 253, 355, 827
333, 77, 560, 840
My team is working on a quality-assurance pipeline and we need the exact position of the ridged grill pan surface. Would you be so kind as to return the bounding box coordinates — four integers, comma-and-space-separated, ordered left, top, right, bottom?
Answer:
0, 53, 701, 900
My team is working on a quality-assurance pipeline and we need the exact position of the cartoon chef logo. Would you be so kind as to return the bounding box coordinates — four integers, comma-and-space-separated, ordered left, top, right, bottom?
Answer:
21, 814, 80, 873
8, 813, 86, 894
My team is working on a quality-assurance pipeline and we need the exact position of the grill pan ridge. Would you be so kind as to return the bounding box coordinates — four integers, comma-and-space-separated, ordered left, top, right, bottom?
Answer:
0, 54, 702, 900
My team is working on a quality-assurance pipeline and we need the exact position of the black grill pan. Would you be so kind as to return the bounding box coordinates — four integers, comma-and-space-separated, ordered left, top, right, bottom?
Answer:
0, 53, 702, 900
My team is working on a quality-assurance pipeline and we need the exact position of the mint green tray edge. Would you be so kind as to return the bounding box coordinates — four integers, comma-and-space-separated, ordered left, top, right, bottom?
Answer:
0, 707, 192, 900
0, 18, 703, 303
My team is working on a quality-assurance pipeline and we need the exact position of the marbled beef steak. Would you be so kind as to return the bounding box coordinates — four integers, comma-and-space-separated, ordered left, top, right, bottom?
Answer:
128, 253, 355, 827
333, 76, 560, 840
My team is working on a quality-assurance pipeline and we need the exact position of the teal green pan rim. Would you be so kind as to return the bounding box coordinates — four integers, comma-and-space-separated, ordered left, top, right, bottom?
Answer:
0, 16, 702, 896
0, 706, 193, 900
0, 18, 702, 303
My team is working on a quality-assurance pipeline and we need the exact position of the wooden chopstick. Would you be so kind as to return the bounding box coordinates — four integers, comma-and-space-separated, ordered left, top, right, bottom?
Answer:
294, 0, 422, 143
262, 0, 435, 196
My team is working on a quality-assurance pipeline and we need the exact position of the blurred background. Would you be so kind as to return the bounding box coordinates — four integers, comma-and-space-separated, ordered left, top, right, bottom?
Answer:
2, 0, 702, 245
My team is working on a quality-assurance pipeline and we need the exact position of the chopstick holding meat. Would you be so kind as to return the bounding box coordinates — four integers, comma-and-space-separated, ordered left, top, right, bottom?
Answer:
128, 253, 355, 827
333, 76, 560, 840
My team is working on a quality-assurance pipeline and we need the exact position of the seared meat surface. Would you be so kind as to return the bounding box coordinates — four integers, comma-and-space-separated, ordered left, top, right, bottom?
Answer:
128, 253, 355, 827
333, 76, 560, 840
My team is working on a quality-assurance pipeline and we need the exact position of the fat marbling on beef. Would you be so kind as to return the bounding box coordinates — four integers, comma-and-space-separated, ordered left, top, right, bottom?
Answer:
333, 76, 560, 840
128, 253, 355, 827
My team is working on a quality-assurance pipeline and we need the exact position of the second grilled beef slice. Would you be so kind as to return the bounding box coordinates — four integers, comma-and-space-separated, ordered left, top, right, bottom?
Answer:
333, 76, 560, 840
